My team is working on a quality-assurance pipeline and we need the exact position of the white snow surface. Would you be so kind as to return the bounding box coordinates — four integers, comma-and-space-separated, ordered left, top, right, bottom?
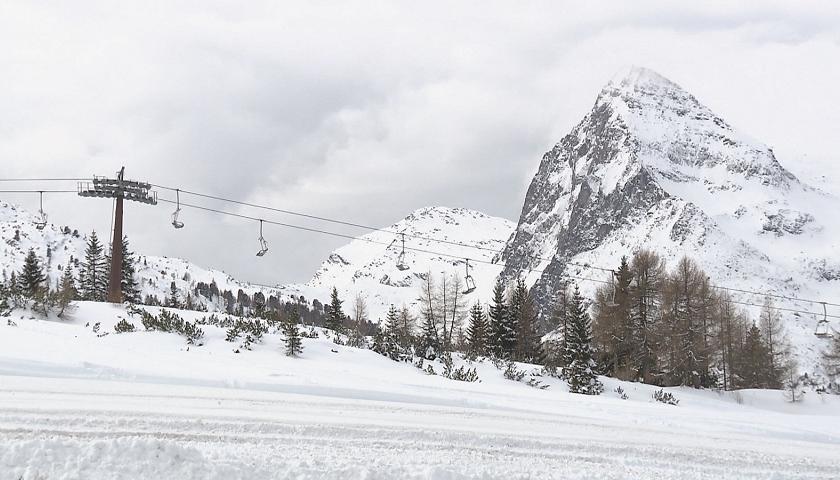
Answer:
1, 302, 839, 479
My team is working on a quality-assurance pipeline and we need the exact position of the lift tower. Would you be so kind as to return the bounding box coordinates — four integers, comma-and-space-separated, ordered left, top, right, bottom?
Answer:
78, 167, 157, 303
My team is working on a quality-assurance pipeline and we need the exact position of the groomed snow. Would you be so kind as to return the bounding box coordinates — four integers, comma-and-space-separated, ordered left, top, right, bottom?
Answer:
1, 302, 838, 479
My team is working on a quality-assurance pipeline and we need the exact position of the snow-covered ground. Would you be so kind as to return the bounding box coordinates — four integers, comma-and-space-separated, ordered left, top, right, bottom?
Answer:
1, 302, 838, 479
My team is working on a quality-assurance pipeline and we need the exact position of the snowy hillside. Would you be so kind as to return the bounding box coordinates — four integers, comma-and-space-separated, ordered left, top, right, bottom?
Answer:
499, 66, 840, 372
0, 199, 294, 309
1, 302, 838, 478
281, 206, 515, 320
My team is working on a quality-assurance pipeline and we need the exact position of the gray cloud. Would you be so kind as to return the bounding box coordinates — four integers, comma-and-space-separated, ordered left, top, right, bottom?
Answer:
1, 1, 839, 285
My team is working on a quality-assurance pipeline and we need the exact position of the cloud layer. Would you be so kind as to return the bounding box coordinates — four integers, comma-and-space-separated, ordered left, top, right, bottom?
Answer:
1, 1, 839, 284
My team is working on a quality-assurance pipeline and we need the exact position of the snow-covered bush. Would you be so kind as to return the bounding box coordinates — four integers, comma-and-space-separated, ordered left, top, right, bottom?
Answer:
503, 361, 526, 382
653, 389, 679, 405
614, 386, 628, 400
114, 319, 136, 333
135, 309, 204, 345
441, 354, 479, 383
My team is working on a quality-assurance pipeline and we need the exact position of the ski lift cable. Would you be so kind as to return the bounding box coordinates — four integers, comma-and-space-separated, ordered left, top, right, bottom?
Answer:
149, 183, 614, 274
155, 196, 611, 286
148, 184, 840, 308
4, 183, 840, 311
155, 197, 840, 320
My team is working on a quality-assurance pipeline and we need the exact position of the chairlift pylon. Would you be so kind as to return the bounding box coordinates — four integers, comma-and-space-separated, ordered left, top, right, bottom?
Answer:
34, 191, 48, 230
396, 232, 409, 271
815, 301, 831, 337
256, 219, 269, 257
171, 189, 185, 229
462, 258, 476, 294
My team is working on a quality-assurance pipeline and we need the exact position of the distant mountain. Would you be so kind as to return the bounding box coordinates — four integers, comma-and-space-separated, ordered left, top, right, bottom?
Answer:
280, 206, 515, 320
498, 66, 840, 368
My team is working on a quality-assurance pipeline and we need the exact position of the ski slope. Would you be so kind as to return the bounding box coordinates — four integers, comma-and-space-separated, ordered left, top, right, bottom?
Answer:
1, 303, 839, 479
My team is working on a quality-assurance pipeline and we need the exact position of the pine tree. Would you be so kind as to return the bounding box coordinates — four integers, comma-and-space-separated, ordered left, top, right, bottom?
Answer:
19, 248, 46, 298
167, 281, 180, 309
385, 304, 401, 342
115, 236, 140, 303
57, 264, 77, 317
325, 287, 345, 333
282, 308, 304, 356
466, 302, 488, 356
79, 231, 108, 301
418, 315, 439, 360
563, 286, 602, 395
0, 282, 11, 317
512, 278, 540, 362
398, 306, 415, 349
488, 280, 513, 358
738, 324, 771, 389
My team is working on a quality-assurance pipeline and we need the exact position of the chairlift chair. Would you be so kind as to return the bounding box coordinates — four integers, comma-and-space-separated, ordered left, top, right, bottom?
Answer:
256, 219, 269, 257
396, 232, 409, 271
605, 269, 619, 307
171, 189, 185, 229
462, 258, 476, 294
34, 191, 48, 230
815, 302, 831, 337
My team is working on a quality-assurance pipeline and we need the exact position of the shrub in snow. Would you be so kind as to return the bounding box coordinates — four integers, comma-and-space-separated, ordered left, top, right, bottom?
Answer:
114, 319, 136, 333
224, 318, 268, 351
503, 361, 526, 382
441, 354, 480, 383
135, 308, 204, 345
614, 386, 629, 400
652, 389, 679, 405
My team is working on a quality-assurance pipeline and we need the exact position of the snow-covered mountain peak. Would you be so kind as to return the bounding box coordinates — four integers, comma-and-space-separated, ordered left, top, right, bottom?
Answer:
500, 67, 840, 371
592, 67, 797, 190
282, 206, 515, 319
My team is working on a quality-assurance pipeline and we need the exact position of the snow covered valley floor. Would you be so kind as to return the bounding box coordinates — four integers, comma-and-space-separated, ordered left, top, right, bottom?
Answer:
1, 303, 839, 479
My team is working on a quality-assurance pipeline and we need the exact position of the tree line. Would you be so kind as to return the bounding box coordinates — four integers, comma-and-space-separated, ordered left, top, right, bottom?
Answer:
591, 250, 795, 390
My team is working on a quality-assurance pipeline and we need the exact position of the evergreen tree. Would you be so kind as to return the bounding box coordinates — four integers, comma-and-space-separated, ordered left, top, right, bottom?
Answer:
167, 281, 180, 308
0, 282, 11, 316
325, 287, 345, 333
738, 323, 771, 388
512, 278, 540, 362
19, 248, 46, 298
79, 231, 108, 301
385, 304, 401, 341
398, 306, 415, 349
417, 315, 439, 360
282, 307, 304, 356
563, 286, 603, 395
466, 302, 488, 356
488, 280, 513, 358
57, 264, 77, 317
110, 236, 141, 303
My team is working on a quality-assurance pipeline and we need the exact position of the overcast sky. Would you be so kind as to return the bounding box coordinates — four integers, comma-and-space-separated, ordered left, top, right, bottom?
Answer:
1, 1, 839, 285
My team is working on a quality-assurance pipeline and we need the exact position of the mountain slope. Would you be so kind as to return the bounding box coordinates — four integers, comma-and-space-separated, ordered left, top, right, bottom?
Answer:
281, 206, 515, 320
0, 199, 291, 309
500, 66, 840, 370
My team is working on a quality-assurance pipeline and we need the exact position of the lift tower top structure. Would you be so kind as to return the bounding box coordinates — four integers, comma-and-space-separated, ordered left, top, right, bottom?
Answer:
78, 167, 157, 303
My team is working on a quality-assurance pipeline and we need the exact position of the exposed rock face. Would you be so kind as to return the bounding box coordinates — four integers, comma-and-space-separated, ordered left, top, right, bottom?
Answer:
498, 66, 837, 349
